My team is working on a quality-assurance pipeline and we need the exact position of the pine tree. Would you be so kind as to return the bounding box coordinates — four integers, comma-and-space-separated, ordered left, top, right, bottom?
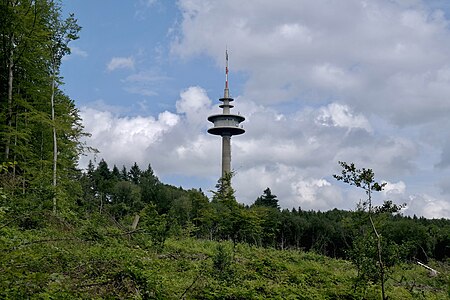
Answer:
253, 187, 279, 209
120, 165, 128, 181
128, 162, 141, 185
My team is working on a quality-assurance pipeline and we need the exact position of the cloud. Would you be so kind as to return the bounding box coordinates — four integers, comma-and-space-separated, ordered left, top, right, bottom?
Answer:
233, 164, 345, 211
404, 194, 450, 219
382, 181, 407, 196
79, 107, 179, 168
106, 56, 135, 72
172, 0, 450, 126
80, 86, 218, 176
176, 86, 212, 122
436, 136, 450, 169
62, 45, 88, 61
122, 71, 171, 97
70, 46, 88, 58
316, 103, 372, 132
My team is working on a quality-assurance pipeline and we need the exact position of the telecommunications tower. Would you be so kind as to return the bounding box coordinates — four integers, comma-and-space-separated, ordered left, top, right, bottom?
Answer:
207, 51, 245, 178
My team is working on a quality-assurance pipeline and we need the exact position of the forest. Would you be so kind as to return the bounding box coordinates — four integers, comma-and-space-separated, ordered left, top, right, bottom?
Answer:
0, 1, 449, 299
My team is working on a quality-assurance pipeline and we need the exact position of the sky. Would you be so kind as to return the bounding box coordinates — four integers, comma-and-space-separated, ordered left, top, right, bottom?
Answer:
60, 0, 450, 219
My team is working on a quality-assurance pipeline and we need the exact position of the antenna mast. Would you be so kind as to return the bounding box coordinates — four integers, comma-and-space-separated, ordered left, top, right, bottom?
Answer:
224, 49, 229, 98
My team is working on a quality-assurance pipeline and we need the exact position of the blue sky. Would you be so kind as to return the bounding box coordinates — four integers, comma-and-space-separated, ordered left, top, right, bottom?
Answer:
61, 1, 245, 115
61, 0, 450, 218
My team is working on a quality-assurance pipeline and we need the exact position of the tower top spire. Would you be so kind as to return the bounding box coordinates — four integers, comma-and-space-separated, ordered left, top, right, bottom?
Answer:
224, 49, 229, 98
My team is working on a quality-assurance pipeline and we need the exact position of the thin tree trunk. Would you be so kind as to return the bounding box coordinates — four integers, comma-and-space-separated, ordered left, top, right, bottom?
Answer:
368, 188, 386, 300
51, 63, 57, 213
5, 33, 14, 160
13, 112, 17, 178
99, 192, 103, 213
369, 215, 386, 300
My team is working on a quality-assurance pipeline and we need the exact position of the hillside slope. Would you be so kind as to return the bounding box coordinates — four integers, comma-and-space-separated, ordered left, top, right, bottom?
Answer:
1, 213, 448, 299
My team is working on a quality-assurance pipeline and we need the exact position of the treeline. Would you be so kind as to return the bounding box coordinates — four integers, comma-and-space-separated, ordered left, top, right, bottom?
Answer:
79, 159, 450, 262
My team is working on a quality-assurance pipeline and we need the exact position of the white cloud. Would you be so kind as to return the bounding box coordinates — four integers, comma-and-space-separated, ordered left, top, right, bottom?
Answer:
79, 107, 179, 167
70, 46, 88, 58
80, 86, 218, 176
312, 63, 358, 90
382, 181, 407, 196
316, 103, 372, 132
176, 86, 211, 115
234, 164, 345, 211
404, 194, 450, 219
292, 179, 331, 204
106, 56, 135, 72
172, 0, 450, 125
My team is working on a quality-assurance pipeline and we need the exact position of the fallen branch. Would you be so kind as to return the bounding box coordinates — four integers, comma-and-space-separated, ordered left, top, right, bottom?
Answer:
179, 273, 202, 299
6, 237, 80, 253
416, 261, 439, 277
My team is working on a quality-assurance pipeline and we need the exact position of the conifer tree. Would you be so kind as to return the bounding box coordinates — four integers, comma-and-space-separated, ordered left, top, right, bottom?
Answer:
128, 162, 141, 185
253, 187, 279, 209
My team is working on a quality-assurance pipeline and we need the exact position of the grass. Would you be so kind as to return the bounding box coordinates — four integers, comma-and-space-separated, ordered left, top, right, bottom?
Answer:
0, 217, 448, 299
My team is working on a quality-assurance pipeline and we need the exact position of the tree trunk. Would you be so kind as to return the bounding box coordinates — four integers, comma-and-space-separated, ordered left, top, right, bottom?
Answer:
368, 188, 386, 300
51, 63, 58, 213
131, 214, 140, 230
5, 33, 14, 161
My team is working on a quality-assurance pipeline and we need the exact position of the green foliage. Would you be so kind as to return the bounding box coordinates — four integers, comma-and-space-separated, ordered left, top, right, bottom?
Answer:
110, 180, 143, 218
334, 161, 386, 192
212, 243, 235, 281
334, 161, 406, 300
0, 0, 85, 214
0, 204, 448, 299
253, 187, 280, 209
140, 204, 169, 251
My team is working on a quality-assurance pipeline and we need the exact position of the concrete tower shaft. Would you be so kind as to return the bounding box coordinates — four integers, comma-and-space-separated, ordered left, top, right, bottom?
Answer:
222, 135, 231, 176
207, 51, 245, 177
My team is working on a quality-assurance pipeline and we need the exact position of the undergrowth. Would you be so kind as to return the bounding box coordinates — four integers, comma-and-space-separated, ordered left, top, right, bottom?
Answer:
0, 213, 448, 299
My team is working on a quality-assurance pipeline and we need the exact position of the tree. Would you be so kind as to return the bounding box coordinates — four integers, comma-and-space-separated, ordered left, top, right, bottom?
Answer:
0, 0, 39, 160
210, 172, 259, 246
46, 3, 80, 213
334, 161, 390, 300
140, 163, 159, 204
189, 189, 213, 238
111, 165, 120, 181
93, 159, 112, 213
253, 187, 279, 209
110, 180, 142, 219
128, 162, 141, 185
140, 203, 169, 251
120, 165, 128, 181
